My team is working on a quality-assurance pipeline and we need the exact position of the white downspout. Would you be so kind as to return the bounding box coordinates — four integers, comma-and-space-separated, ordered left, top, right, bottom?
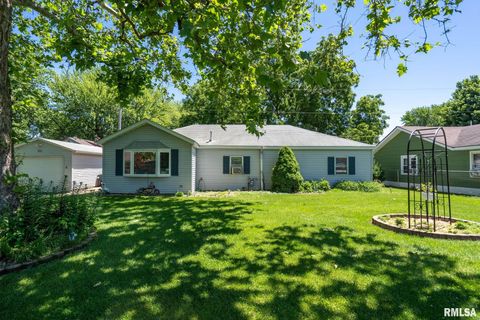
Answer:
260, 147, 264, 190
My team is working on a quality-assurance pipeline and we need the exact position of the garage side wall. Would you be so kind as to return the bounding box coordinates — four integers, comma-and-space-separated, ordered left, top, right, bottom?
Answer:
15, 143, 73, 190
71, 154, 102, 188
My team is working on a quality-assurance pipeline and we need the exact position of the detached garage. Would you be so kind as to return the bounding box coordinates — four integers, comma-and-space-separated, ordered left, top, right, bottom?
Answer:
15, 138, 102, 190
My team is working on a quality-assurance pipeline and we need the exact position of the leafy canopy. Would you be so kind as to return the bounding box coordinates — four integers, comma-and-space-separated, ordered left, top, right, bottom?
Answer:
33, 70, 183, 141
343, 94, 389, 144
10, 0, 465, 133
401, 75, 480, 127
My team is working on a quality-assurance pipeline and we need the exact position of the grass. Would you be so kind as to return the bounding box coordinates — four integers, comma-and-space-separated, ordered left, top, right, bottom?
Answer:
1, 188, 480, 320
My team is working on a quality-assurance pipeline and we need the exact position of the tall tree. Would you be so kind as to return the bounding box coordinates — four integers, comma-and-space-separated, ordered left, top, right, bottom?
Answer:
182, 34, 359, 136
278, 34, 359, 135
36, 70, 182, 141
401, 104, 449, 126
342, 94, 389, 144
445, 75, 480, 126
0, 0, 466, 210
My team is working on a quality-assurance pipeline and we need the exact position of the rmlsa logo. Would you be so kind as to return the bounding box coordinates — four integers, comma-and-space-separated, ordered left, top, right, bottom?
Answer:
444, 308, 476, 317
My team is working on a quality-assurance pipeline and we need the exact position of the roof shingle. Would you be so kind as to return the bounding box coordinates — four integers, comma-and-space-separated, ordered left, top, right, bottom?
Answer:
174, 124, 373, 148
401, 124, 480, 148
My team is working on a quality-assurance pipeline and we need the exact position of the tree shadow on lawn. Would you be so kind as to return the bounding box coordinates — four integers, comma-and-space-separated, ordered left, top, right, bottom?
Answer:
1, 196, 478, 320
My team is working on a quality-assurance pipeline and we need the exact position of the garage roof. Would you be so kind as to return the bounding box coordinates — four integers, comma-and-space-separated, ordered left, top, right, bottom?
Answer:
17, 138, 102, 155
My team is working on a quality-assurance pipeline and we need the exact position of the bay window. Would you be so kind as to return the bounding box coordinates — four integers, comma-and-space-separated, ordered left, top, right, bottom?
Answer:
124, 149, 171, 176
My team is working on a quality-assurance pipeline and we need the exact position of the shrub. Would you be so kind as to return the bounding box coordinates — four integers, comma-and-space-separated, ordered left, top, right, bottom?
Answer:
359, 181, 383, 192
0, 175, 98, 263
312, 179, 331, 192
300, 181, 313, 193
373, 161, 385, 181
301, 179, 331, 193
334, 181, 383, 192
271, 147, 304, 193
334, 180, 359, 191
455, 222, 467, 230
175, 191, 185, 197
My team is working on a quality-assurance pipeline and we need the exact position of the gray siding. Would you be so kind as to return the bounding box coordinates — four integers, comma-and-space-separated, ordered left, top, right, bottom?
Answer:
263, 149, 373, 190
196, 148, 261, 191
15, 142, 73, 190
71, 154, 102, 188
102, 124, 193, 194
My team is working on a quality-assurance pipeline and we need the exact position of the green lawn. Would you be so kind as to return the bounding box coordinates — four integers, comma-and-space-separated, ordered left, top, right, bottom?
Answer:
1, 189, 480, 320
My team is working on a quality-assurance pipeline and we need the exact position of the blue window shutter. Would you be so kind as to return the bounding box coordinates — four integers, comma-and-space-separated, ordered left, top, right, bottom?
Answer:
223, 156, 230, 174
115, 149, 123, 176
243, 156, 250, 174
327, 157, 335, 175
171, 149, 179, 176
348, 156, 356, 175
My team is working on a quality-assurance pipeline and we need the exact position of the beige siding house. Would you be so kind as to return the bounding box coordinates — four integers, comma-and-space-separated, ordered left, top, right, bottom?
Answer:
99, 120, 375, 194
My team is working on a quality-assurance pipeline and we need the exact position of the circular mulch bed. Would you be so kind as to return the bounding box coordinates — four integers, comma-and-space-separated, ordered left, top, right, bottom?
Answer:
372, 214, 480, 240
0, 230, 97, 276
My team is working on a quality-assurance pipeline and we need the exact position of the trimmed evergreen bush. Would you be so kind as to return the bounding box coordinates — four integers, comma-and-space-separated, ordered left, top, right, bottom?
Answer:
271, 147, 304, 193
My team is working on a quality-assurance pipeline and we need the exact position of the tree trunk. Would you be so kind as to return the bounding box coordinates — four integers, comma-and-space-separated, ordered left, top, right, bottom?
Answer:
0, 0, 17, 212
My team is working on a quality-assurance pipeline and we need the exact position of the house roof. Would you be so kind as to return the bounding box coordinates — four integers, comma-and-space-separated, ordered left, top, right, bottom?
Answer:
174, 124, 374, 149
376, 124, 480, 152
16, 138, 102, 155
65, 136, 101, 147
98, 119, 197, 146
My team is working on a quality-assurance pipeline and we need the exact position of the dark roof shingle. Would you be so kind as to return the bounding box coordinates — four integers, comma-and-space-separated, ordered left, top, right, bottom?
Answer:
401, 124, 480, 148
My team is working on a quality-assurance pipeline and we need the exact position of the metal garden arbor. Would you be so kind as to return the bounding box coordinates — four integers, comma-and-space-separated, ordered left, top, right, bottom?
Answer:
407, 127, 452, 231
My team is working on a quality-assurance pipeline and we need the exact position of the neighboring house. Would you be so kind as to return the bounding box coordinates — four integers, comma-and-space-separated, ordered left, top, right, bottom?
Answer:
98, 119, 374, 194
15, 138, 103, 190
375, 125, 480, 196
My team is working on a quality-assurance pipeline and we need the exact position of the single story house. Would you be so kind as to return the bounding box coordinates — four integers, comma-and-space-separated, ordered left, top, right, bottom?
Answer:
375, 125, 480, 196
15, 138, 103, 190
98, 119, 374, 193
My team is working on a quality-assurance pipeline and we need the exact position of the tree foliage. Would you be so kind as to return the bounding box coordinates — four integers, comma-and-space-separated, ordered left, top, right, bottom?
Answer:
445, 75, 480, 126
342, 94, 389, 144
401, 104, 448, 126
35, 70, 182, 141
401, 75, 480, 127
271, 147, 304, 193
274, 34, 359, 135
182, 34, 359, 136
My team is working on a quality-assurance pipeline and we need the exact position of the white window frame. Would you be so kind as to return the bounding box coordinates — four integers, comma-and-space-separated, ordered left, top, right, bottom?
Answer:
470, 151, 480, 178
230, 156, 244, 175
124, 148, 171, 177
335, 157, 348, 175
400, 155, 418, 175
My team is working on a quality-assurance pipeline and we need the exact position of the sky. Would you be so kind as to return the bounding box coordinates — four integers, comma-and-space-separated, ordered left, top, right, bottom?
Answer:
169, 1, 480, 137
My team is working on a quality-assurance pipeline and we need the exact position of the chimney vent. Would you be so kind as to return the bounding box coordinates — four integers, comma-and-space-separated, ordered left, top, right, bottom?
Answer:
208, 130, 213, 142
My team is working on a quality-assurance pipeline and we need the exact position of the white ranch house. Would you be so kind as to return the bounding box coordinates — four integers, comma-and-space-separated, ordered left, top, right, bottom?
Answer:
99, 120, 375, 193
